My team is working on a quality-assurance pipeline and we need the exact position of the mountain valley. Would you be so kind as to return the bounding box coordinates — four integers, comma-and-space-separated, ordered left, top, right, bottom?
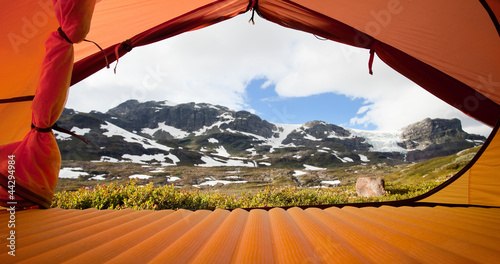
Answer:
54, 100, 485, 192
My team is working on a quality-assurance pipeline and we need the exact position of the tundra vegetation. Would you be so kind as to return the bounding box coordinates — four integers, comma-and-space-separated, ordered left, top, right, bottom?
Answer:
52, 146, 479, 210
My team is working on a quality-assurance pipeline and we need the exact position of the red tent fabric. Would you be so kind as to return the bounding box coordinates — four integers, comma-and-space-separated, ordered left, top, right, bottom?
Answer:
0, 0, 96, 208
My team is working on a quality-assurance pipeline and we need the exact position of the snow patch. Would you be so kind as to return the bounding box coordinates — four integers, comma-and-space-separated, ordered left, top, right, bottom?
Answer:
293, 170, 308, 176
93, 156, 119, 162
193, 180, 247, 187
304, 164, 326, 170
246, 147, 257, 156
129, 174, 151, 179
208, 138, 219, 143
89, 174, 106, 180
54, 131, 72, 141
54, 126, 90, 140
71, 127, 91, 136
265, 123, 302, 149
321, 180, 341, 186
101, 121, 173, 152
466, 139, 485, 144
303, 134, 321, 141
59, 168, 89, 179
161, 100, 178, 107
141, 122, 190, 139
167, 176, 180, 182
214, 146, 230, 158
122, 153, 180, 166
343, 157, 354, 162
196, 156, 256, 167
358, 154, 370, 162
191, 113, 235, 136
331, 152, 354, 163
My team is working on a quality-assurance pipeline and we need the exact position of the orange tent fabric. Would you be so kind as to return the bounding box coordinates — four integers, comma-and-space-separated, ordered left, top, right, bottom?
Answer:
0, 0, 499, 207
418, 120, 500, 207
1, 206, 500, 263
0, 0, 96, 208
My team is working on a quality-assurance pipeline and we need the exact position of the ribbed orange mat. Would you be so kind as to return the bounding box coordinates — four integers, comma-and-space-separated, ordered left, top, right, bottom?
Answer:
1, 206, 499, 263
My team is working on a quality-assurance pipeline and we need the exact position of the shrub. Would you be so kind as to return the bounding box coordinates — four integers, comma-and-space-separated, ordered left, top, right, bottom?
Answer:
51, 179, 443, 210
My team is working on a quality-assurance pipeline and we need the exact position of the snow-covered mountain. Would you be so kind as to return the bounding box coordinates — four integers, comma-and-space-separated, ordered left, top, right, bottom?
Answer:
55, 100, 485, 168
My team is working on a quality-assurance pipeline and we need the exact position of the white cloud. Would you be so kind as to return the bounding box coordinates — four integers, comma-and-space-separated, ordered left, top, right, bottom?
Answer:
67, 14, 492, 137
261, 79, 274, 89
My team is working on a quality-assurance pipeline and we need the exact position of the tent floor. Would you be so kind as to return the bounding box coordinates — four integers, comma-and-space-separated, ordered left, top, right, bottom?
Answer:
1, 205, 499, 263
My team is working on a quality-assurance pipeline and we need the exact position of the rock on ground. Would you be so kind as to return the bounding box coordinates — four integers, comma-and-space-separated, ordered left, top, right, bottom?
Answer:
356, 177, 386, 197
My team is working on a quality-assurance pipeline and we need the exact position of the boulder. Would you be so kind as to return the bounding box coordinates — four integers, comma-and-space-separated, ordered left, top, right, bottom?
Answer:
356, 177, 386, 197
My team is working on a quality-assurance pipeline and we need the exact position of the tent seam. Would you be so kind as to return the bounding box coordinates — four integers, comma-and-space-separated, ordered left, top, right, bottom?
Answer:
0, 95, 35, 104
468, 165, 472, 204
478, 0, 500, 37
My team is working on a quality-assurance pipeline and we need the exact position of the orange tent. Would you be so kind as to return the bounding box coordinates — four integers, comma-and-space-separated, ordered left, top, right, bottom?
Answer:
1, 0, 500, 262
0, 0, 499, 224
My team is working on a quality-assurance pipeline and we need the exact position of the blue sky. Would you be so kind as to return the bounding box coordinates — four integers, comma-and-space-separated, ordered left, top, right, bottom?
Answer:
67, 14, 491, 136
245, 78, 375, 129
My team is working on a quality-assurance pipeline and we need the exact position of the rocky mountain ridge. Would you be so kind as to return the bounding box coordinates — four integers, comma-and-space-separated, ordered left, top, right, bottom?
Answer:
55, 100, 486, 168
